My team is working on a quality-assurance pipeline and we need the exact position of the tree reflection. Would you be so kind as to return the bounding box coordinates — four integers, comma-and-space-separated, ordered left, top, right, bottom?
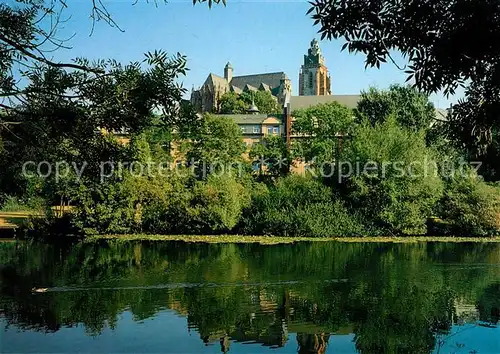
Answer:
0, 241, 499, 353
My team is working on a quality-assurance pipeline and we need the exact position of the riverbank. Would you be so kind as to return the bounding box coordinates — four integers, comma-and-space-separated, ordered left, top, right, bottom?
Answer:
86, 234, 500, 245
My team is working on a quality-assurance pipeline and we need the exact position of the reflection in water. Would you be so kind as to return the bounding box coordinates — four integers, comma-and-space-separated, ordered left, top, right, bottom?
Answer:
0, 241, 499, 353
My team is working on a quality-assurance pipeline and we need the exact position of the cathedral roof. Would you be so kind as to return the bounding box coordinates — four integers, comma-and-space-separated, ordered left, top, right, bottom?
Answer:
230, 85, 242, 94
230, 72, 287, 91
243, 84, 258, 92
259, 83, 271, 92
206, 73, 229, 90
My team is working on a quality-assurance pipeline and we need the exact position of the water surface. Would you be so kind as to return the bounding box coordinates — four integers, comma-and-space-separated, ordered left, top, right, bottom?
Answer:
0, 240, 499, 353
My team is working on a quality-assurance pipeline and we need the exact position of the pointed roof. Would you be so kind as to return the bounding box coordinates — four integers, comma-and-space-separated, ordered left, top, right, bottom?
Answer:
243, 84, 258, 92
204, 73, 229, 90
230, 85, 242, 94
259, 83, 271, 92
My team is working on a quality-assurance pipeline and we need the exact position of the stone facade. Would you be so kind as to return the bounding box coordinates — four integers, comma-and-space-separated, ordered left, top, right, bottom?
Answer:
299, 39, 331, 96
191, 62, 292, 113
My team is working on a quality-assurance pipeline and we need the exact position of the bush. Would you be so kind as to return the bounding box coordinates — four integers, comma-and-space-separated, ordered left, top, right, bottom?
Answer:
244, 175, 365, 237
0, 195, 46, 213
438, 173, 500, 236
70, 181, 139, 235
184, 174, 252, 234
339, 116, 443, 235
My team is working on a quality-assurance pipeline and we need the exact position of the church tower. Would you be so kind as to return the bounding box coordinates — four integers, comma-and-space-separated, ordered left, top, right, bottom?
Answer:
299, 39, 331, 96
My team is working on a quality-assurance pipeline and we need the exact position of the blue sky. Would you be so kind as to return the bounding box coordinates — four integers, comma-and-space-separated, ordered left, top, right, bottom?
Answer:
39, 0, 461, 108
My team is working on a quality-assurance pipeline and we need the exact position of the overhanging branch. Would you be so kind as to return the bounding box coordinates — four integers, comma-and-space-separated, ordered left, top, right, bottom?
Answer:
0, 33, 104, 74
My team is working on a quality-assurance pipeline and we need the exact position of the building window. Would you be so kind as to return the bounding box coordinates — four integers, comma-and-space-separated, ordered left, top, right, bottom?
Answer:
253, 126, 260, 134
308, 71, 313, 88
241, 127, 246, 133
273, 127, 279, 134
267, 127, 273, 135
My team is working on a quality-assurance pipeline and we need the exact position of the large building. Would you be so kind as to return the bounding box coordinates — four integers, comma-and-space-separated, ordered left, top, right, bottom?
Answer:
190, 63, 292, 113
191, 39, 447, 153
298, 39, 331, 96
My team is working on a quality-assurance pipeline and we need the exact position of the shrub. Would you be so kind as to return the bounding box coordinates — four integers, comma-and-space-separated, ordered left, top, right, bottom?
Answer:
185, 174, 252, 234
0, 195, 46, 213
339, 116, 443, 235
244, 175, 365, 237
438, 173, 500, 236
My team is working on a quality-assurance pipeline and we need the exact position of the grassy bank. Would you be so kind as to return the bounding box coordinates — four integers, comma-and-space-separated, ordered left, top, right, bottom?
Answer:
87, 234, 500, 245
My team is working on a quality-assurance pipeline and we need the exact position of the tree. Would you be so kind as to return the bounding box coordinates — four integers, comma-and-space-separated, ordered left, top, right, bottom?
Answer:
356, 85, 436, 132
291, 101, 355, 169
340, 116, 443, 235
307, 0, 500, 96
218, 91, 280, 114
219, 92, 247, 114
307, 0, 500, 151
0, 0, 216, 127
0, 51, 188, 207
243, 174, 364, 237
187, 114, 246, 178
186, 173, 252, 233
249, 135, 290, 177
437, 170, 500, 236
240, 91, 280, 114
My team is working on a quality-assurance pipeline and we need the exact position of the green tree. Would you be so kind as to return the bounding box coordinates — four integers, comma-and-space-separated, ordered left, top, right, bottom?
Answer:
437, 171, 500, 236
219, 92, 247, 114
0, 0, 216, 133
0, 51, 187, 203
218, 91, 280, 114
240, 91, 280, 114
244, 174, 364, 237
249, 135, 290, 177
187, 114, 246, 178
356, 85, 436, 132
340, 117, 443, 235
291, 101, 356, 169
186, 173, 252, 233
307, 0, 500, 157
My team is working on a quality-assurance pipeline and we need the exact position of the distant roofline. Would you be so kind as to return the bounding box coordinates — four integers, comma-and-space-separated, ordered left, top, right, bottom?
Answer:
209, 73, 226, 79
231, 71, 287, 79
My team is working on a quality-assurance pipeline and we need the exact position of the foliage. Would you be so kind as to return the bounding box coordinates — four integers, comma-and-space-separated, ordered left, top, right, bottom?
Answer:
445, 69, 500, 180
218, 92, 247, 114
292, 101, 355, 168
437, 172, 500, 236
356, 85, 436, 132
187, 114, 246, 175
244, 175, 365, 237
0, 51, 187, 201
340, 117, 443, 235
307, 0, 500, 96
307, 0, 500, 167
0, 195, 45, 213
249, 135, 290, 177
218, 90, 280, 114
185, 174, 252, 233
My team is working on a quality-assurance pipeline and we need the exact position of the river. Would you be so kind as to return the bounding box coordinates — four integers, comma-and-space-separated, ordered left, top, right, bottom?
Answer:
0, 240, 499, 353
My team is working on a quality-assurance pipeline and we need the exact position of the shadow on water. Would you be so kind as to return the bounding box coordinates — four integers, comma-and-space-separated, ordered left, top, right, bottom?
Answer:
0, 240, 499, 353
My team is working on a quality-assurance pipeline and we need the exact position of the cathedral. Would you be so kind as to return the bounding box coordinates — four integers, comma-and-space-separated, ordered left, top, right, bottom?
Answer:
299, 39, 331, 96
190, 39, 332, 112
190, 63, 292, 113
